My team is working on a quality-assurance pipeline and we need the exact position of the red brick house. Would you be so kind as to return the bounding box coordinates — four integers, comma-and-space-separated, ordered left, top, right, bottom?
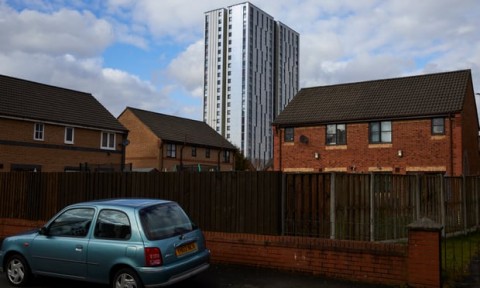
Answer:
118, 107, 236, 171
272, 69, 480, 176
0, 74, 128, 172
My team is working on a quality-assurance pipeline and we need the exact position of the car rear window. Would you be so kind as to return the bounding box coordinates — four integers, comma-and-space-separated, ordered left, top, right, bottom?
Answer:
139, 203, 195, 240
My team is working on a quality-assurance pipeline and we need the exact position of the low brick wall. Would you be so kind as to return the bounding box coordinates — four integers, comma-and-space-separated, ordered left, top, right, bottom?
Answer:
204, 232, 408, 286
0, 218, 45, 239
1, 218, 442, 287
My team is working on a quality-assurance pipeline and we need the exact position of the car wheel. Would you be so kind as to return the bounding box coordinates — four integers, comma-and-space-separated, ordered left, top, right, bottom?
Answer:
6, 254, 31, 287
112, 268, 144, 288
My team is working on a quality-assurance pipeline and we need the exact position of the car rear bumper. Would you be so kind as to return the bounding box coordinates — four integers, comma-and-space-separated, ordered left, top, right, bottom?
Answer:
139, 249, 210, 287
143, 262, 210, 288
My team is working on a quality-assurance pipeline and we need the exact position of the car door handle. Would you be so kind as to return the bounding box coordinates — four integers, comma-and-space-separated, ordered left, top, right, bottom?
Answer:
75, 245, 83, 252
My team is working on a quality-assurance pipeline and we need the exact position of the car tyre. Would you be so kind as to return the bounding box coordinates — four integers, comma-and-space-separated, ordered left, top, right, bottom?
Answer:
6, 254, 32, 287
112, 267, 144, 288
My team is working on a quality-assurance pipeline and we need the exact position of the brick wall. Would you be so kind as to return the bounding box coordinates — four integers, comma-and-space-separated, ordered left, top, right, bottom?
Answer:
407, 230, 442, 287
119, 109, 235, 172
118, 109, 161, 169
273, 111, 479, 176
461, 80, 480, 175
0, 118, 124, 172
0, 218, 45, 239
0, 218, 442, 287
204, 232, 408, 286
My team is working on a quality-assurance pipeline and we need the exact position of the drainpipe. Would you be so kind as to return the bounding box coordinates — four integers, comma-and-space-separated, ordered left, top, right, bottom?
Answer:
120, 132, 129, 172
278, 126, 283, 171
217, 149, 222, 171
180, 144, 185, 171
449, 114, 454, 175
158, 140, 164, 171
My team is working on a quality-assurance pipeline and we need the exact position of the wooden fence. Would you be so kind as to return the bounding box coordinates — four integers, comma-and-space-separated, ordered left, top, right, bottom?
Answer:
0, 172, 479, 241
284, 173, 480, 241
0, 172, 281, 235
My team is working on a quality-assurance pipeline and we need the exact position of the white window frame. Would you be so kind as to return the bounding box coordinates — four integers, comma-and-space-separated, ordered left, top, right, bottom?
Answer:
167, 144, 176, 158
34, 123, 44, 141
101, 131, 116, 150
64, 127, 74, 144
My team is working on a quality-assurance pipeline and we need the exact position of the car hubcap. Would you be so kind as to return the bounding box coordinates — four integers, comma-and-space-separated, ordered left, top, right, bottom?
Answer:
7, 259, 25, 285
115, 273, 137, 288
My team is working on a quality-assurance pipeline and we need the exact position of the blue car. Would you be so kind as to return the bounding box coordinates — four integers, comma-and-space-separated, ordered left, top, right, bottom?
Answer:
0, 198, 210, 287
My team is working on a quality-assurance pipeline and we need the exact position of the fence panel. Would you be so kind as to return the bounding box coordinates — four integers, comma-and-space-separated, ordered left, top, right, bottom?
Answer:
283, 173, 330, 238
335, 173, 370, 241
0, 172, 283, 235
465, 176, 480, 228
2, 172, 480, 240
373, 175, 417, 241
444, 177, 464, 234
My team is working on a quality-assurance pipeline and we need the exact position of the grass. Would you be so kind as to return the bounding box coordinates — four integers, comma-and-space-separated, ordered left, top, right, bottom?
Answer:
442, 231, 480, 285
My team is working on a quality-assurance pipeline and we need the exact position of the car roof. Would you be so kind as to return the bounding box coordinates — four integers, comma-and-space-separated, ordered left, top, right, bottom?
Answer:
70, 198, 173, 209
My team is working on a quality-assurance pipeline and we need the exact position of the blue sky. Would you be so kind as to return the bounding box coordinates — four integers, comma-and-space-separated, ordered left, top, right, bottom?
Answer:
1, 0, 479, 120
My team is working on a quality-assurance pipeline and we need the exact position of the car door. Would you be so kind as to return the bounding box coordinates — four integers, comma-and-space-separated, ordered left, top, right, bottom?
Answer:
30, 207, 95, 279
86, 209, 134, 282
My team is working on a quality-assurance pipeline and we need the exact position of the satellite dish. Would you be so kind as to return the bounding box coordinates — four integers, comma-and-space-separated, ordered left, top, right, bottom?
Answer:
299, 135, 309, 144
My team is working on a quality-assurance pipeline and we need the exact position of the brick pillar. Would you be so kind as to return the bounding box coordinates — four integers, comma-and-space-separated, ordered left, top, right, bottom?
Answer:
407, 217, 443, 288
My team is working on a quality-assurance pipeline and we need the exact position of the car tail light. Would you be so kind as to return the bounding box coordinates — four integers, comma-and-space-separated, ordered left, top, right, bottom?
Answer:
145, 247, 162, 266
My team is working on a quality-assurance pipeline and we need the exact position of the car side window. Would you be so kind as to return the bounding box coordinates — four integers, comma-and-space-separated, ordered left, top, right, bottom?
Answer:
94, 209, 131, 240
48, 208, 94, 237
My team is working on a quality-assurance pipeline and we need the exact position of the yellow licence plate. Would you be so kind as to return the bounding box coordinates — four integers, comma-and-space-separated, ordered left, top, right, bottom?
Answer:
175, 242, 198, 257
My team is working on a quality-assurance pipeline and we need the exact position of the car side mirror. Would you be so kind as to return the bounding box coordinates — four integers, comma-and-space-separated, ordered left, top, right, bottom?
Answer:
39, 226, 49, 236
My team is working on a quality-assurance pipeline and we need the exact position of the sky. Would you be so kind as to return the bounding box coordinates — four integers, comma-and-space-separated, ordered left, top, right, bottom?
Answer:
1, 0, 479, 120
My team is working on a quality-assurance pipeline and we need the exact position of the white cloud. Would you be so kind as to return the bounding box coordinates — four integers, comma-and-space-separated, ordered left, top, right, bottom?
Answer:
164, 40, 204, 98
128, 0, 225, 42
1, 0, 480, 123
0, 6, 114, 57
0, 50, 169, 117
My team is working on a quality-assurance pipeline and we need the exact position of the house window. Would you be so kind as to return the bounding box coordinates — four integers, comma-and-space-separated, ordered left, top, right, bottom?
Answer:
284, 128, 294, 142
65, 127, 74, 144
34, 123, 44, 141
326, 124, 346, 145
432, 118, 445, 135
369, 121, 392, 143
223, 151, 230, 163
167, 144, 176, 158
192, 147, 197, 157
101, 132, 115, 150
205, 148, 211, 158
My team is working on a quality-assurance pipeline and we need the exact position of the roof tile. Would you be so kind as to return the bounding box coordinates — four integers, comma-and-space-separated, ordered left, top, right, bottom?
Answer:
0, 74, 126, 132
273, 69, 471, 126
125, 107, 236, 150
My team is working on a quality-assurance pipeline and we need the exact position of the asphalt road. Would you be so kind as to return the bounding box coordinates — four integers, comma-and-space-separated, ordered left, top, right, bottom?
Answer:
0, 264, 393, 288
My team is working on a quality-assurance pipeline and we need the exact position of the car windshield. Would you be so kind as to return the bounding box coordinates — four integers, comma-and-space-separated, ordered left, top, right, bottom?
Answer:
139, 203, 195, 240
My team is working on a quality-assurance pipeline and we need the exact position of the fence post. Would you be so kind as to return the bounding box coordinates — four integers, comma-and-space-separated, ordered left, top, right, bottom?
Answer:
415, 174, 421, 220
407, 217, 443, 288
330, 173, 336, 240
439, 174, 446, 235
370, 173, 375, 242
462, 175, 467, 234
476, 177, 480, 226
281, 172, 286, 235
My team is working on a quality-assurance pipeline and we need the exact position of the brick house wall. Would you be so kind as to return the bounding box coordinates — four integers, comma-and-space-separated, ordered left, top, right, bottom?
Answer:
461, 78, 480, 175
273, 101, 480, 176
119, 109, 235, 172
0, 118, 125, 172
118, 110, 160, 169
159, 142, 234, 172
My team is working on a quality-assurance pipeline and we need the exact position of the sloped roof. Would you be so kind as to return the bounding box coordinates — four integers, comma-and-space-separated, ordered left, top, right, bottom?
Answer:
123, 107, 236, 150
273, 69, 472, 126
0, 74, 126, 132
